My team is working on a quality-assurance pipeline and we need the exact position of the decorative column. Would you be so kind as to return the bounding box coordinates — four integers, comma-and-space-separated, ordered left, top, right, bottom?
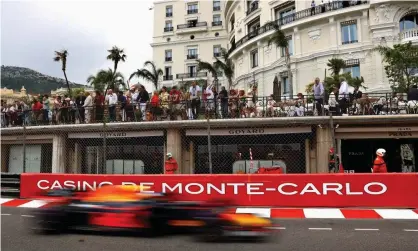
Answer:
52, 134, 66, 173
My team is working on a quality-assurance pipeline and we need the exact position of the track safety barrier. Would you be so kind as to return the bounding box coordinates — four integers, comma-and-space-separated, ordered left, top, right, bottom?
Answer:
20, 173, 418, 208
1, 173, 21, 197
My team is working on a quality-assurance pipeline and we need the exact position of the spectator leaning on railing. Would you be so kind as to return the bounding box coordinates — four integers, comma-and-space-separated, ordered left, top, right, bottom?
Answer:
106, 89, 118, 122
313, 77, 325, 116
338, 77, 349, 115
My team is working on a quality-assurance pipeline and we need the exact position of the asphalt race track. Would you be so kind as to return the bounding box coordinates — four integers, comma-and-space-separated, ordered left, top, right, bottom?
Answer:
2, 207, 418, 251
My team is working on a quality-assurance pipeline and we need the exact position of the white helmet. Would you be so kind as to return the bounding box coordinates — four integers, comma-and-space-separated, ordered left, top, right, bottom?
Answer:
376, 148, 386, 156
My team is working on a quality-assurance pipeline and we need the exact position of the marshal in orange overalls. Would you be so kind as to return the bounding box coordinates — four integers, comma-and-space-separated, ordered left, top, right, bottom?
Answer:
373, 156, 387, 173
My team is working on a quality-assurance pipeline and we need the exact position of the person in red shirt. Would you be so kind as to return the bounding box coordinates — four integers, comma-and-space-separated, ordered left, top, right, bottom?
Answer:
32, 98, 43, 124
165, 153, 178, 174
150, 91, 160, 121
372, 148, 388, 173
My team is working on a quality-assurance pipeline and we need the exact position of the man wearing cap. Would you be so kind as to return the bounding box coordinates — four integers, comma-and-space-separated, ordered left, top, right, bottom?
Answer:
165, 153, 178, 174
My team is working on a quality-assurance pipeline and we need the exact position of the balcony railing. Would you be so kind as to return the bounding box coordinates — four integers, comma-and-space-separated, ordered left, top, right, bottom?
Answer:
187, 9, 198, 14
246, 1, 259, 16
166, 12, 173, 17
176, 72, 208, 79
228, 0, 369, 54
212, 21, 223, 26
342, 40, 358, 45
187, 54, 198, 60
177, 21, 207, 29
2, 92, 416, 128
400, 27, 418, 42
164, 27, 173, 32
213, 6, 221, 11
165, 57, 172, 62
163, 75, 173, 81
214, 52, 221, 57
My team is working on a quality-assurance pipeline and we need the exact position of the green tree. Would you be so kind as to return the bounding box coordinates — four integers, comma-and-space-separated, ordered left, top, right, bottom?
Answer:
213, 48, 234, 89
375, 41, 418, 92
88, 68, 125, 92
268, 22, 293, 98
129, 61, 163, 90
107, 46, 127, 73
323, 58, 366, 94
53, 50, 72, 97
196, 60, 218, 88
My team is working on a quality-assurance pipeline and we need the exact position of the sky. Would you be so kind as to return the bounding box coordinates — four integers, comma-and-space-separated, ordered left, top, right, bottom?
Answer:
1, 0, 155, 90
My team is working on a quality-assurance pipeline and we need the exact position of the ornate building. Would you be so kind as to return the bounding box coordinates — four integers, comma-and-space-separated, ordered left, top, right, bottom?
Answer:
223, 0, 418, 96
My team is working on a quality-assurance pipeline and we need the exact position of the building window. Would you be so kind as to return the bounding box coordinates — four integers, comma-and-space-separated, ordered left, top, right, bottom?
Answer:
343, 59, 360, 78
275, 7, 295, 25
166, 6, 173, 17
188, 65, 197, 77
213, 46, 221, 57
399, 12, 418, 31
282, 76, 289, 94
213, 15, 222, 26
281, 36, 293, 57
164, 21, 173, 32
187, 48, 198, 60
213, 1, 221, 11
187, 19, 198, 28
164, 67, 173, 81
165, 50, 172, 62
246, 0, 259, 16
341, 21, 358, 44
187, 2, 198, 14
250, 49, 258, 68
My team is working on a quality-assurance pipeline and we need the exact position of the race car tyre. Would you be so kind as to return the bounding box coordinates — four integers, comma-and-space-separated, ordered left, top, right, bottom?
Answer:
30, 208, 69, 235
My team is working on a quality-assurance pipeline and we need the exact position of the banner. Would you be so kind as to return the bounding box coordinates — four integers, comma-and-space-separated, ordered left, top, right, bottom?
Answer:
20, 173, 418, 208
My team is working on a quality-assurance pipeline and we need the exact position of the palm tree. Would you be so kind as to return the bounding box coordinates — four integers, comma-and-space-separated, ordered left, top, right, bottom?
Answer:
214, 48, 234, 89
196, 60, 218, 88
88, 68, 125, 92
107, 46, 127, 74
129, 61, 163, 90
267, 22, 292, 98
327, 58, 346, 76
53, 50, 72, 96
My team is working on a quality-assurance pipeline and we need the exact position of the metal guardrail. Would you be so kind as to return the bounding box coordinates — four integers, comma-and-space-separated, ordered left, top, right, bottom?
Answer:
1, 173, 20, 197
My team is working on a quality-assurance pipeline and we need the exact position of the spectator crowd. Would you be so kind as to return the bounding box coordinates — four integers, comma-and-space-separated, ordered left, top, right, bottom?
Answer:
1, 79, 418, 127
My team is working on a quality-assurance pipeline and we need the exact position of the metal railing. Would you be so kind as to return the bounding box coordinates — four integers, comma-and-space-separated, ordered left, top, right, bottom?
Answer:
163, 75, 173, 81
187, 54, 198, 60
228, 0, 369, 54
1, 173, 20, 197
177, 21, 207, 29
187, 9, 198, 15
164, 27, 174, 32
176, 72, 208, 79
212, 21, 222, 26
1, 92, 417, 129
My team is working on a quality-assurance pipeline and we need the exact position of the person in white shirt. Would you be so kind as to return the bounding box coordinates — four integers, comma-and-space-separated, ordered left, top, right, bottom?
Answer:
338, 77, 349, 115
105, 89, 118, 122
189, 82, 201, 119
204, 85, 215, 115
83, 92, 93, 123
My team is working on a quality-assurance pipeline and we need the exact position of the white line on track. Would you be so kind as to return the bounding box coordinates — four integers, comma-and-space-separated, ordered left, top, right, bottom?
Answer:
404, 229, 418, 232
1, 213, 11, 216
21, 215, 35, 218
354, 228, 379, 231
268, 227, 286, 230
308, 228, 332, 231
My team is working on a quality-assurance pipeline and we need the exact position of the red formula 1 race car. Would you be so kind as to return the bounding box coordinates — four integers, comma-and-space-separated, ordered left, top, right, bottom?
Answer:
31, 185, 275, 241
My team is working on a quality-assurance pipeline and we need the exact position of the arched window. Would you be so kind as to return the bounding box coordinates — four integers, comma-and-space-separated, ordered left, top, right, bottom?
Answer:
399, 11, 418, 31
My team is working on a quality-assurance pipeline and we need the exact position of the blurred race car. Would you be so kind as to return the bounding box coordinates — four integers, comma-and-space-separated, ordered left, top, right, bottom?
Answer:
31, 185, 274, 241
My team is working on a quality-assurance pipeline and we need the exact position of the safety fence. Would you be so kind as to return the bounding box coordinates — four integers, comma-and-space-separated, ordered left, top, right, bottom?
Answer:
2, 92, 417, 128
1, 121, 318, 175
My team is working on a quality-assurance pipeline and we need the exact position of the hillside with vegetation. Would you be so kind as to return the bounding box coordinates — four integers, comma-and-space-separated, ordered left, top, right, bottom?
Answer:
1, 65, 84, 94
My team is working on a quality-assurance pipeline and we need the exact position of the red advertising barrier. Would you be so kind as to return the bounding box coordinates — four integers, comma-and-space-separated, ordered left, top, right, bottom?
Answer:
20, 173, 418, 208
